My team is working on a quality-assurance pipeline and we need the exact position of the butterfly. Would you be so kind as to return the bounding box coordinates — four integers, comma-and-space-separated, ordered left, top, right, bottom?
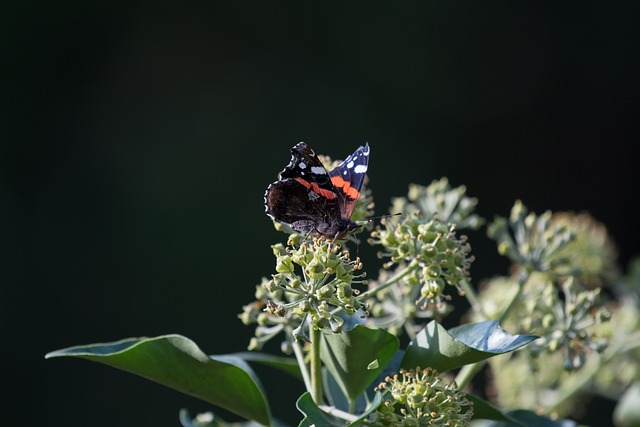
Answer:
264, 142, 370, 240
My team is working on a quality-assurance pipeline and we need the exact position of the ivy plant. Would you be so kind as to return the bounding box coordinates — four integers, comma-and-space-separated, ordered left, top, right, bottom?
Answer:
48, 149, 640, 427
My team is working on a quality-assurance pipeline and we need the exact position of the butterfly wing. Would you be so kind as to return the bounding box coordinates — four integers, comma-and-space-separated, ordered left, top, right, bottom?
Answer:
265, 142, 341, 233
328, 143, 370, 219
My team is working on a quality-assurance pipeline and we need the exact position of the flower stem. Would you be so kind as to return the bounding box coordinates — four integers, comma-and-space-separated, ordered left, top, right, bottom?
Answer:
290, 334, 312, 393
359, 262, 418, 300
318, 405, 359, 422
309, 326, 324, 405
498, 268, 529, 323
460, 279, 486, 319
455, 359, 485, 389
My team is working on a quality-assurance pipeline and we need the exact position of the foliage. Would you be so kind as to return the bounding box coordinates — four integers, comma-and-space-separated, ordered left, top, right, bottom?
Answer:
48, 168, 640, 426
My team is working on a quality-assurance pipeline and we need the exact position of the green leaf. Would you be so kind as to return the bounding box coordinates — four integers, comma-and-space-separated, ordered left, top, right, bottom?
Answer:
401, 320, 537, 372
46, 335, 271, 426
448, 321, 538, 353
320, 325, 399, 403
469, 409, 578, 426
467, 394, 525, 426
296, 391, 382, 427
230, 352, 302, 380
322, 367, 352, 412
296, 392, 344, 427
346, 392, 383, 427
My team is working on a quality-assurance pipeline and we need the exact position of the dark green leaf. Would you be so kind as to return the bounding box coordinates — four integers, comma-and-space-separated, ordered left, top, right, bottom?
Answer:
467, 394, 524, 426
346, 392, 383, 427
321, 325, 399, 402
296, 390, 382, 427
296, 392, 344, 427
401, 320, 537, 372
230, 352, 302, 380
322, 368, 352, 412
46, 335, 271, 426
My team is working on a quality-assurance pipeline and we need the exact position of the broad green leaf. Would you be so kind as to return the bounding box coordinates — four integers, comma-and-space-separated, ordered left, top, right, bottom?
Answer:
230, 352, 302, 380
448, 321, 538, 353
467, 394, 524, 426
321, 325, 399, 403
346, 392, 383, 427
323, 367, 352, 412
469, 409, 578, 426
322, 366, 373, 416
46, 335, 271, 426
614, 382, 640, 427
297, 389, 383, 427
296, 392, 344, 427
401, 320, 537, 372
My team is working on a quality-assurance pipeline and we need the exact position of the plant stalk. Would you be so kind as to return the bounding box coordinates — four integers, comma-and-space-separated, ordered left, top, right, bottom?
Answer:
309, 326, 323, 405
359, 262, 418, 300
498, 269, 529, 323
290, 334, 312, 393
455, 359, 485, 389
460, 279, 486, 319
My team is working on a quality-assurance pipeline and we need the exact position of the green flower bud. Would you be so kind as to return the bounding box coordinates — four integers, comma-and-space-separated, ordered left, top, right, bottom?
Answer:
305, 258, 326, 279
275, 256, 294, 274
248, 337, 261, 351
257, 313, 270, 326
338, 284, 353, 299
316, 284, 335, 299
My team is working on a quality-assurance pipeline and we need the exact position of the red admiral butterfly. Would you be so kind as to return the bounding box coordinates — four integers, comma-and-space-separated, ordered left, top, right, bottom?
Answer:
265, 142, 370, 240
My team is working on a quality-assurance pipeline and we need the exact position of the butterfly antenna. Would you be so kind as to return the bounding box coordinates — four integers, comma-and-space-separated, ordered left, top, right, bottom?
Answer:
356, 212, 402, 226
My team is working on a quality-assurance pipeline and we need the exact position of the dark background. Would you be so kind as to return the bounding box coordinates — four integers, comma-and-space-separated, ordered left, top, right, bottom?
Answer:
2, 2, 638, 426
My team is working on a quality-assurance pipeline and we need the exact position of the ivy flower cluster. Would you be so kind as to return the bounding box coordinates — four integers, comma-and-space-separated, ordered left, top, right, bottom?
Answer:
370, 214, 474, 311
479, 273, 610, 370
260, 235, 366, 341
480, 254, 640, 416
390, 178, 484, 230
550, 212, 619, 287
487, 200, 575, 274
370, 367, 473, 427
364, 180, 480, 334
475, 206, 621, 415
238, 277, 300, 352
483, 205, 614, 368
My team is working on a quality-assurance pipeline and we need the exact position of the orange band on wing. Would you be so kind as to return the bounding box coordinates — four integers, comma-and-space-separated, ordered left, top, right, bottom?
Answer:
330, 176, 360, 199
294, 177, 311, 189
294, 177, 336, 200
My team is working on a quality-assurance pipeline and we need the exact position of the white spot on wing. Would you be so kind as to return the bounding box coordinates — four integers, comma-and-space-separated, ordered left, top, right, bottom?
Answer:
311, 166, 327, 175
347, 161, 354, 169
299, 161, 306, 169
354, 165, 367, 174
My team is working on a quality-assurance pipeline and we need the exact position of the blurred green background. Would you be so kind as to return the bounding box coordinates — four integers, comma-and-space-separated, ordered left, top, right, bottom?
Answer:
2, 2, 638, 426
